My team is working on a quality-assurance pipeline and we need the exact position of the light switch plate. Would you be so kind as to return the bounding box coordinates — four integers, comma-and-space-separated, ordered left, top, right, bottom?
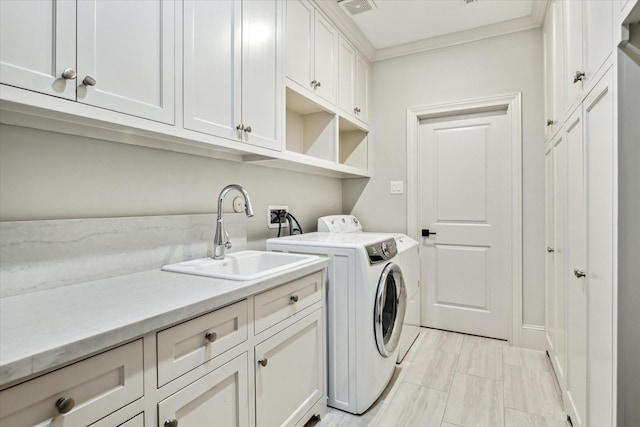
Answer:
390, 181, 404, 194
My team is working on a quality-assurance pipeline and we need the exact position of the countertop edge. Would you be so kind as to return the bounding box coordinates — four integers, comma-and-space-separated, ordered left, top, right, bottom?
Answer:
0, 258, 329, 388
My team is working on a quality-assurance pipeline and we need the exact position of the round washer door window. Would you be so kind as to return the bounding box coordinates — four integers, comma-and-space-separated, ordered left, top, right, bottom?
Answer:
374, 262, 407, 357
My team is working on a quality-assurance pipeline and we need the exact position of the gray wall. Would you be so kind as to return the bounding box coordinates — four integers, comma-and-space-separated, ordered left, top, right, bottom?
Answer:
617, 23, 640, 427
344, 28, 546, 328
0, 124, 343, 249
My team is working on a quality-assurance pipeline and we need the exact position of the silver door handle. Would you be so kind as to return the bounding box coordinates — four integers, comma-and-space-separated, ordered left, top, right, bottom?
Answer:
547, 247, 555, 253
574, 268, 586, 278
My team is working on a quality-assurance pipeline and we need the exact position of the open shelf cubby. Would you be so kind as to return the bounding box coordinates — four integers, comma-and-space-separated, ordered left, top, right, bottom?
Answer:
285, 87, 336, 162
338, 116, 368, 170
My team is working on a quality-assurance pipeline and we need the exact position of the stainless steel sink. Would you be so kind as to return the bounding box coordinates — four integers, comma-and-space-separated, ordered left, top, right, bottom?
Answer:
161, 250, 318, 281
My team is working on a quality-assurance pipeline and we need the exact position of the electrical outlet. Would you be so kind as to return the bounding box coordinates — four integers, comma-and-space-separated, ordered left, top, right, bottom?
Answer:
267, 205, 289, 229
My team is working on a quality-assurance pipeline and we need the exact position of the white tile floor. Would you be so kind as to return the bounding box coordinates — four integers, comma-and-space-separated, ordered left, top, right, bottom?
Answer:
310, 328, 568, 427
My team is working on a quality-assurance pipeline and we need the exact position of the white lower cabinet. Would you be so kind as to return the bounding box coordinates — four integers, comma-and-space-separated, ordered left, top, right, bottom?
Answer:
255, 309, 324, 427
158, 353, 250, 427
0, 270, 327, 427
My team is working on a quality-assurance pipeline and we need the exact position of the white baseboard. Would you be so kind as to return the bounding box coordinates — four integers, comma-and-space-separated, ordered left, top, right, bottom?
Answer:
518, 324, 546, 350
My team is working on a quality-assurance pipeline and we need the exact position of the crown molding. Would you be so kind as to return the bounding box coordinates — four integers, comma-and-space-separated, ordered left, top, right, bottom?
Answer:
312, 0, 548, 63
373, 14, 542, 62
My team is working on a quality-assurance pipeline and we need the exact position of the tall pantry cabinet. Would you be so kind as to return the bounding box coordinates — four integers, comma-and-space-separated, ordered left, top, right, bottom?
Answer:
543, 1, 618, 426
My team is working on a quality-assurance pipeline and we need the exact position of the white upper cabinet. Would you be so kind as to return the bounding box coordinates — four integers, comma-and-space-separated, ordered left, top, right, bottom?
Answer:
184, 0, 282, 151
241, 0, 282, 150
77, 0, 175, 124
338, 36, 369, 125
563, 0, 612, 108
0, 0, 76, 100
0, 0, 175, 124
285, 0, 337, 105
543, 0, 564, 138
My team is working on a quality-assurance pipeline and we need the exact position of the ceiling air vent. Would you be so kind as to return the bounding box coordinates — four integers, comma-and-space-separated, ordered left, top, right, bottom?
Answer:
337, 0, 377, 16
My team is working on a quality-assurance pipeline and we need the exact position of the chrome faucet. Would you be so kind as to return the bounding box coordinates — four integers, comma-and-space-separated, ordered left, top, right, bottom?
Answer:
214, 184, 254, 260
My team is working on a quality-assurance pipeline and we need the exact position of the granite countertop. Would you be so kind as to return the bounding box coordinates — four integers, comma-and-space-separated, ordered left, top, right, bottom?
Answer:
0, 257, 329, 388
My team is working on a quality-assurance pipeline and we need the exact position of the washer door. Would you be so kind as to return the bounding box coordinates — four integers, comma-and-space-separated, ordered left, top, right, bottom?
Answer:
374, 262, 407, 357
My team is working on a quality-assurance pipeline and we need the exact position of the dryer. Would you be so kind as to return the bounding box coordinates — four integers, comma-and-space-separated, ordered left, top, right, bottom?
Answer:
266, 231, 406, 414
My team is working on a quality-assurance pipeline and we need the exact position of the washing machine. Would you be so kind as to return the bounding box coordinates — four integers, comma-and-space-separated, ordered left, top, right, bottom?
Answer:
317, 215, 421, 363
266, 229, 406, 415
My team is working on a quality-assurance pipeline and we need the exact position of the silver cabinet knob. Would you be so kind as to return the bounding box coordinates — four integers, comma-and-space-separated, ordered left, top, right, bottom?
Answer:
311, 79, 317, 88
574, 268, 586, 278
82, 75, 97, 86
573, 71, 585, 83
236, 124, 244, 131
315, 81, 321, 88
353, 107, 358, 114
55, 396, 75, 414
205, 332, 217, 343
546, 119, 554, 126
244, 126, 251, 133
547, 247, 555, 253
258, 358, 268, 367
165, 419, 178, 427
290, 295, 299, 303
61, 68, 77, 80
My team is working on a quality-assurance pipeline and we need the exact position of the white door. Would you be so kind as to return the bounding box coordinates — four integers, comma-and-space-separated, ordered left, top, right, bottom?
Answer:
77, 0, 175, 123
585, 70, 614, 427
565, 108, 586, 427
241, 0, 282, 150
183, 0, 242, 140
285, 0, 314, 91
158, 353, 249, 427
419, 110, 511, 340
255, 309, 323, 427
552, 129, 567, 389
0, 0, 76, 100
544, 140, 556, 354
313, 13, 337, 104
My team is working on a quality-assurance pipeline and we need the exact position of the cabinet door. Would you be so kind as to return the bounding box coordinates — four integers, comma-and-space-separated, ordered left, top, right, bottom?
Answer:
551, 129, 567, 389
543, 0, 564, 139
354, 53, 369, 123
584, 0, 613, 80
584, 70, 614, 427
564, 108, 586, 427
241, 0, 282, 150
564, 0, 583, 107
313, 13, 337, 104
544, 141, 556, 354
285, 0, 314, 91
183, 0, 242, 140
0, 0, 76, 100
255, 310, 323, 427
77, 0, 175, 124
158, 353, 249, 427
337, 36, 355, 117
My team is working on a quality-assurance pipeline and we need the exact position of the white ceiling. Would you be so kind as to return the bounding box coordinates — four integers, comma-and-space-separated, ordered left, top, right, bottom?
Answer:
344, 0, 535, 50
316, 0, 548, 61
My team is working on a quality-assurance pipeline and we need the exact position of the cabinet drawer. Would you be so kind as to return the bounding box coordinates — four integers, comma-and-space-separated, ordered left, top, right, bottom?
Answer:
158, 353, 249, 427
254, 271, 322, 335
157, 299, 248, 387
0, 339, 143, 427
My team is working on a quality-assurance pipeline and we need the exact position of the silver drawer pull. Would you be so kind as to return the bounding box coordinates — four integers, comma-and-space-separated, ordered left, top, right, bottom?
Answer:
574, 268, 586, 278
547, 247, 555, 253
205, 332, 217, 343
290, 295, 299, 303
55, 396, 75, 414
258, 358, 268, 367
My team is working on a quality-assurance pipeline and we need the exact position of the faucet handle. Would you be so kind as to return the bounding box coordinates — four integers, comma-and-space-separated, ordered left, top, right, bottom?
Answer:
224, 231, 232, 249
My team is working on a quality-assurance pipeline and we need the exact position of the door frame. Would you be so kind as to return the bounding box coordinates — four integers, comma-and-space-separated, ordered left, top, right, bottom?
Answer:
406, 93, 523, 346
